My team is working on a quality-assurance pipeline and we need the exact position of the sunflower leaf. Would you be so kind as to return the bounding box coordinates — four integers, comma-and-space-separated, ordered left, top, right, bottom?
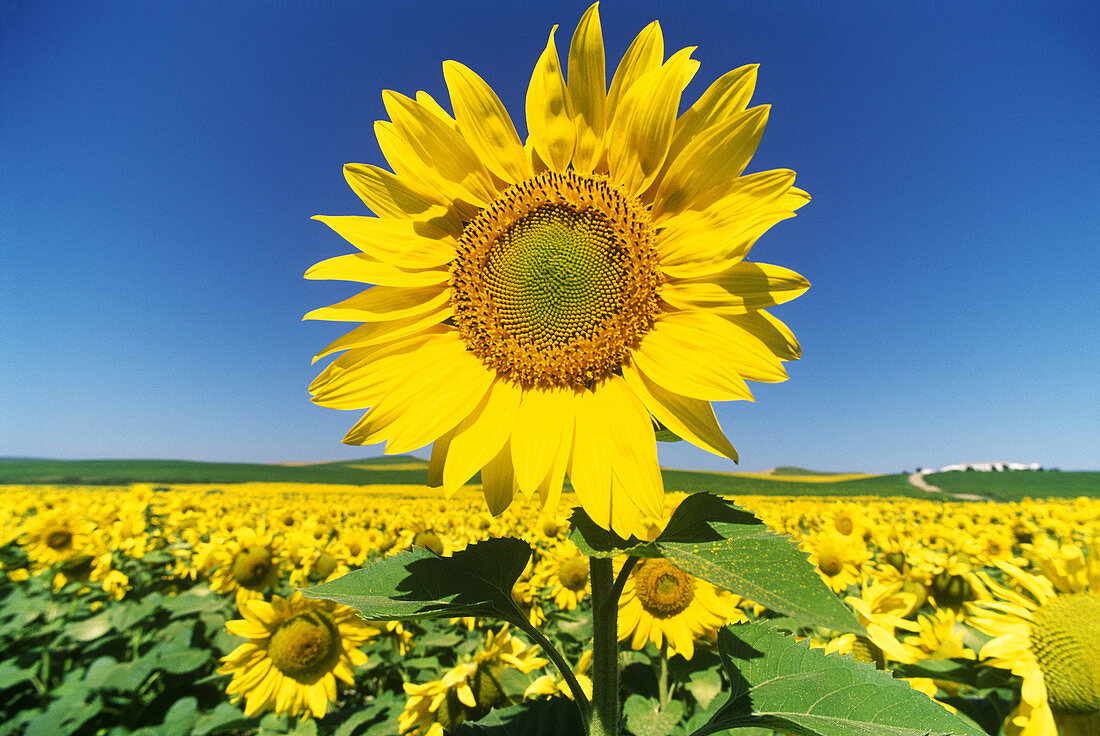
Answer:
654, 493, 864, 635
450, 697, 585, 735
697, 621, 988, 736
299, 537, 531, 624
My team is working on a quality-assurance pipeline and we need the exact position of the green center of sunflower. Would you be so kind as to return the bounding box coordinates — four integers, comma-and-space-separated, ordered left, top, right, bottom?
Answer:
635, 559, 695, 618
558, 557, 589, 591
1029, 593, 1100, 714
231, 546, 276, 591
451, 171, 660, 390
268, 611, 341, 684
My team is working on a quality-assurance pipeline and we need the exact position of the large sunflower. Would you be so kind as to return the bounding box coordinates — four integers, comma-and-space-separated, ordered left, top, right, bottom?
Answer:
967, 544, 1100, 736
307, 3, 809, 536
218, 592, 377, 719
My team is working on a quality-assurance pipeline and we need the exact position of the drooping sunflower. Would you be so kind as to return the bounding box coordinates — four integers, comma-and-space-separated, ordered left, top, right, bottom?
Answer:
399, 625, 548, 736
307, 3, 809, 536
218, 592, 378, 719
967, 546, 1100, 736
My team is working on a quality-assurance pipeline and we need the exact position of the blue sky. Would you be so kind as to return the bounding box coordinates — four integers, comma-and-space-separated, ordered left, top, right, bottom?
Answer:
2, 1, 1097, 474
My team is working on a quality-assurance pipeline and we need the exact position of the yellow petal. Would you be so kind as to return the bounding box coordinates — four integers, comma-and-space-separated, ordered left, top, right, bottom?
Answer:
481, 439, 517, 516
656, 170, 798, 276
442, 379, 522, 494
667, 63, 758, 163
304, 253, 448, 287
415, 90, 457, 129
567, 3, 606, 173
510, 389, 572, 495
526, 25, 574, 172
382, 90, 498, 208
312, 215, 457, 269
568, 389, 612, 530
309, 328, 450, 410
607, 47, 698, 197
652, 105, 770, 221
661, 262, 810, 315
310, 307, 453, 365
631, 312, 756, 402
443, 61, 530, 184
307, 681, 329, 718
341, 163, 457, 228
302, 284, 449, 323
606, 20, 663, 127
537, 414, 574, 511
570, 377, 662, 535
725, 310, 801, 362
621, 363, 738, 462
341, 335, 494, 451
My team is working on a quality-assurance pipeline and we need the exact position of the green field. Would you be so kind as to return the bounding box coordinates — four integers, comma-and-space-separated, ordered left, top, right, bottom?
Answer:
0, 456, 429, 486
924, 469, 1100, 501
4, 457, 1096, 500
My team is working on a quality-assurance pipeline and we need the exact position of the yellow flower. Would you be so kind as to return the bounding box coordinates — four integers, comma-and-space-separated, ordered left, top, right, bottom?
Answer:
218, 592, 377, 719
307, 3, 808, 537
208, 528, 284, 599
524, 650, 592, 702
803, 530, 868, 593
21, 512, 89, 567
618, 557, 740, 660
536, 542, 590, 611
967, 550, 1100, 736
399, 625, 547, 735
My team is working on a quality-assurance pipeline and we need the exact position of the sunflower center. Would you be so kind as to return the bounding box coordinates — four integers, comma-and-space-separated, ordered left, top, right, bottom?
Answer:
268, 611, 341, 684
558, 557, 589, 591
231, 546, 274, 591
451, 171, 660, 390
635, 559, 695, 618
413, 530, 444, 555
45, 529, 73, 550
1029, 593, 1100, 714
818, 551, 844, 577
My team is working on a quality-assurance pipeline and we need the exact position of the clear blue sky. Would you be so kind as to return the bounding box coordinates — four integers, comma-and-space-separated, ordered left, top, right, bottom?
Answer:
2, 1, 1098, 474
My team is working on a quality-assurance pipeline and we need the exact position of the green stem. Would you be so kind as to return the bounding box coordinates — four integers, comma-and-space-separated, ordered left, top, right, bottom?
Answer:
589, 557, 619, 736
512, 615, 591, 727
658, 642, 670, 708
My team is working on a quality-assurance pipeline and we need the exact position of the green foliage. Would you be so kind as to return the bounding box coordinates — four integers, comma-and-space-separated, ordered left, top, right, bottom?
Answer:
301, 537, 532, 624
451, 697, 585, 734
570, 494, 864, 635
699, 622, 988, 736
924, 470, 1100, 500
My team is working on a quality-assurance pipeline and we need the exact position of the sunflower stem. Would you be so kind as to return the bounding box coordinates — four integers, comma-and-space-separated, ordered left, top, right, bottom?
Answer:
511, 614, 591, 726
589, 556, 619, 736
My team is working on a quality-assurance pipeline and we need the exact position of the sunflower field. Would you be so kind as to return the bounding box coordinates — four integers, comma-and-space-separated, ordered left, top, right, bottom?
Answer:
2, 480, 1098, 736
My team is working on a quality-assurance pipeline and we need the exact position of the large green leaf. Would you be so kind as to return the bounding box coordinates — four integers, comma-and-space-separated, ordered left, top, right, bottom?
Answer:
300, 537, 531, 623
571, 493, 863, 634
695, 621, 987, 736
450, 697, 584, 735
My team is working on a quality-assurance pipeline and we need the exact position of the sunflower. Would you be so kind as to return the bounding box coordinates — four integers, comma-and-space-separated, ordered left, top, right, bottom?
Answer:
208, 527, 284, 600
618, 557, 741, 660
524, 650, 593, 702
399, 625, 547, 735
803, 530, 868, 593
21, 512, 89, 567
218, 592, 377, 719
967, 545, 1100, 736
307, 3, 809, 537
537, 541, 591, 611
